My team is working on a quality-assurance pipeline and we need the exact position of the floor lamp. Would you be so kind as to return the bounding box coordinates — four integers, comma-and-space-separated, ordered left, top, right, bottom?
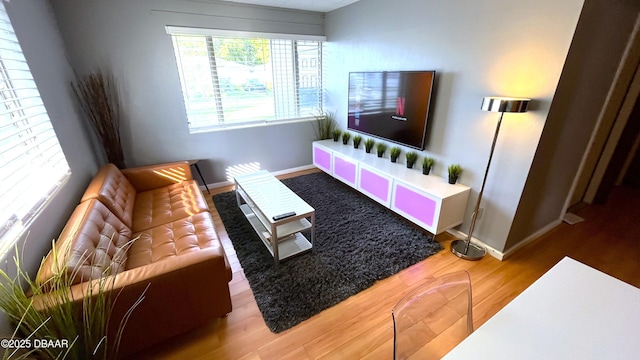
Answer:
451, 96, 530, 261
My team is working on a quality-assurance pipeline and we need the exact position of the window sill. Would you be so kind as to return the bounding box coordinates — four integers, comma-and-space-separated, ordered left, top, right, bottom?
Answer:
189, 116, 317, 134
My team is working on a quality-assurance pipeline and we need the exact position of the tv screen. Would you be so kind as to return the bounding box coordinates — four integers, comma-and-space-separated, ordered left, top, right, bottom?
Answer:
348, 71, 435, 150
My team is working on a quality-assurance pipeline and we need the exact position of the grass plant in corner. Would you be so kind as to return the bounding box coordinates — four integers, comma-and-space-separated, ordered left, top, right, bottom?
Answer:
72, 71, 125, 169
312, 111, 338, 140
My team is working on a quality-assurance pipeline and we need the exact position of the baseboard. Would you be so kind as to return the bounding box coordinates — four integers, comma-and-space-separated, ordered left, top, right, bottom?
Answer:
446, 218, 563, 261
271, 164, 317, 177
501, 219, 563, 258
201, 164, 317, 191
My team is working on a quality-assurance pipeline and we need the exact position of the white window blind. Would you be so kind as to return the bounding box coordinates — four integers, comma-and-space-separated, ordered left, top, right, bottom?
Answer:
166, 26, 326, 132
0, 2, 70, 254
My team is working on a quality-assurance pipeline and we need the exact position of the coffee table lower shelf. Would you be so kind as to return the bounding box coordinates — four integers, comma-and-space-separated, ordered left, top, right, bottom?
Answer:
239, 204, 313, 261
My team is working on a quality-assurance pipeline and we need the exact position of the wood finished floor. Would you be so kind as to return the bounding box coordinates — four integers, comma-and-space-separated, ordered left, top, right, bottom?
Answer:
135, 169, 640, 359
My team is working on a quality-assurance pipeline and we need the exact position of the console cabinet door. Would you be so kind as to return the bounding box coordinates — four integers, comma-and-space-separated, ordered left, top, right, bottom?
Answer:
333, 152, 358, 188
391, 181, 441, 234
358, 164, 392, 206
313, 144, 332, 174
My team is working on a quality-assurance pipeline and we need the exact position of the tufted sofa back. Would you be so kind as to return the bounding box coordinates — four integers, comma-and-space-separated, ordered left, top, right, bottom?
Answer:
36, 199, 133, 287
81, 163, 137, 229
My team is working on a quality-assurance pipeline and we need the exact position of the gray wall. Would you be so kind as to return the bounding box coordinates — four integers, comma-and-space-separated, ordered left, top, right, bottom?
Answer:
50, 0, 326, 184
325, 0, 584, 252
506, 0, 640, 251
1, 0, 99, 330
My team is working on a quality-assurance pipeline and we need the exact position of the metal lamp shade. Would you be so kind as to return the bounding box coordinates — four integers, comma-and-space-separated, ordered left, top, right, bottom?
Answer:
481, 97, 530, 113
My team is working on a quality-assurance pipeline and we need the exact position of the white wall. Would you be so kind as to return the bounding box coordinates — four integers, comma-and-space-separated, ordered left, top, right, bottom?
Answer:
1, 0, 100, 330
50, 0, 326, 184
325, 0, 584, 251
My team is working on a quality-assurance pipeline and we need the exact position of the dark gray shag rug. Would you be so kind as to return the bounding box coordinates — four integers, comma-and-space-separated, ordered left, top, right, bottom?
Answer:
213, 172, 442, 333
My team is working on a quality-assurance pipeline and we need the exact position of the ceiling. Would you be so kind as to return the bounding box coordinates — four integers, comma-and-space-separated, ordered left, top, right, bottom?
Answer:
217, 0, 360, 12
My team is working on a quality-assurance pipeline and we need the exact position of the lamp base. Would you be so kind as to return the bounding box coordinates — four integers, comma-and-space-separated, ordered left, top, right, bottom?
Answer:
450, 239, 486, 261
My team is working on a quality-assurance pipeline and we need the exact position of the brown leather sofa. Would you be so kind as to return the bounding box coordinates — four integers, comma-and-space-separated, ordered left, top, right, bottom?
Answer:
34, 161, 232, 358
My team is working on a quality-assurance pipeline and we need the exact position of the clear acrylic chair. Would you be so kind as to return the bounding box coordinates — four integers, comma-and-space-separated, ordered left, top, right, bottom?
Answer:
392, 271, 473, 359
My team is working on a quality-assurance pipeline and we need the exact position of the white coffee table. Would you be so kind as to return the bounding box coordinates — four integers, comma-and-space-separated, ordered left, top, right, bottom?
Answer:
234, 170, 315, 266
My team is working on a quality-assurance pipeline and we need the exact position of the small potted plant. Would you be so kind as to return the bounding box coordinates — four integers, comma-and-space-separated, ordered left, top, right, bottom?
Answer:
376, 143, 388, 158
390, 147, 402, 163
364, 138, 375, 153
353, 135, 362, 149
422, 157, 434, 175
342, 132, 351, 145
332, 129, 342, 142
406, 151, 419, 169
448, 164, 462, 184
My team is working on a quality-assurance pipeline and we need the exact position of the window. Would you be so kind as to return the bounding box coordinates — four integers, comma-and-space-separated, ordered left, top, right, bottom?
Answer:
0, 3, 70, 254
166, 27, 326, 132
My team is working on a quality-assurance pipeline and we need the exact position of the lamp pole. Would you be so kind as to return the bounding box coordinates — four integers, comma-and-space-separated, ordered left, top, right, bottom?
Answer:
451, 97, 530, 261
458, 111, 504, 256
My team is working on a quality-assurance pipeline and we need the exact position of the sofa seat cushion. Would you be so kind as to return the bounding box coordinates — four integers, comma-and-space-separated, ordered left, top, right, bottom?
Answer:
126, 212, 230, 281
131, 180, 209, 232
36, 199, 133, 287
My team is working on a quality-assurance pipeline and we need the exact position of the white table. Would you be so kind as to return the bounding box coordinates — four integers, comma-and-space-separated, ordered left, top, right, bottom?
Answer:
444, 257, 640, 359
234, 171, 315, 266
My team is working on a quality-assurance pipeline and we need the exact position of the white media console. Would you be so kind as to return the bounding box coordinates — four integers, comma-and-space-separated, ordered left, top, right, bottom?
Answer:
312, 139, 470, 235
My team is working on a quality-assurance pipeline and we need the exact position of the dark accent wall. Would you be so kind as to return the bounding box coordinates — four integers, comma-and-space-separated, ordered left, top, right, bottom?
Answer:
506, 0, 640, 251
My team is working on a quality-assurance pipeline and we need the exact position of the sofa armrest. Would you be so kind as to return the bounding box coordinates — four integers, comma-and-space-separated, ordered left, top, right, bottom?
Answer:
32, 247, 232, 357
121, 161, 193, 192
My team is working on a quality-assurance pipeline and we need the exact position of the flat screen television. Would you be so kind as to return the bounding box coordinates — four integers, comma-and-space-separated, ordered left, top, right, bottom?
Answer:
348, 70, 435, 150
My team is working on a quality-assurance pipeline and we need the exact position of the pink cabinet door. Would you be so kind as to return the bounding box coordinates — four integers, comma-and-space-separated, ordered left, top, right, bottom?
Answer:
333, 154, 358, 187
313, 145, 332, 173
392, 182, 438, 232
358, 165, 391, 206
